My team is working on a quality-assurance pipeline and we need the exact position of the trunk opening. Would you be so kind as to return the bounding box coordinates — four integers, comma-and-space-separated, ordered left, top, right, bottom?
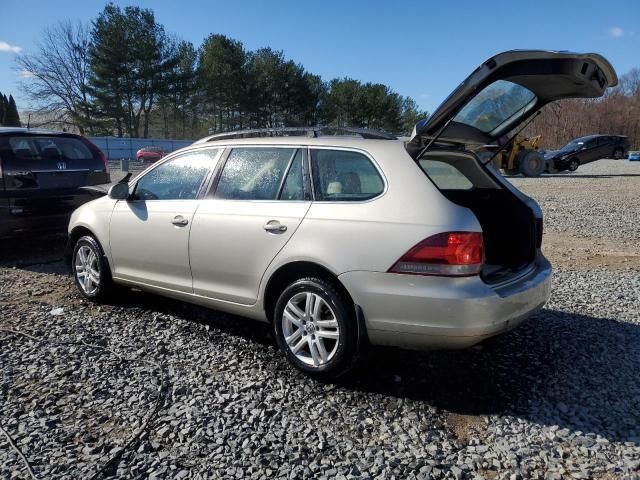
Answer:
416, 150, 538, 284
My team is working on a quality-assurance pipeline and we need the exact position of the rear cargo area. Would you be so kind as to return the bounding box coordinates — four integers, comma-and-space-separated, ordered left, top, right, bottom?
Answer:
418, 152, 538, 283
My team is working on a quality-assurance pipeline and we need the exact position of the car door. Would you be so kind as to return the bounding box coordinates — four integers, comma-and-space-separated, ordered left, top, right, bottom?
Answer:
189, 146, 311, 305
578, 138, 601, 164
109, 148, 221, 292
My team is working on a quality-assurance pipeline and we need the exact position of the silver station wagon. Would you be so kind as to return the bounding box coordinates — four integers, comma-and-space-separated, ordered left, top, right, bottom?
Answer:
68, 50, 617, 378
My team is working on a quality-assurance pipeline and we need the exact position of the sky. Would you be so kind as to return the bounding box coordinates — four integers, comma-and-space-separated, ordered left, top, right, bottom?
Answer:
1, 0, 639, 114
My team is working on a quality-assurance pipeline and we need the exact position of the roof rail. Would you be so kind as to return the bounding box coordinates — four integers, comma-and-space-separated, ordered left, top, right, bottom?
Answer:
196, 126, 397, 143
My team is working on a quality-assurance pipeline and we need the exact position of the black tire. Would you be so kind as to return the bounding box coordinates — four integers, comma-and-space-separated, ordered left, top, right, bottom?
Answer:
273, 277, 358, 379
503, 168, 520, 176
568, 158, 580, 172
71, 235, 114, 302
613, 148, 624, 160
517, 150, 545, 177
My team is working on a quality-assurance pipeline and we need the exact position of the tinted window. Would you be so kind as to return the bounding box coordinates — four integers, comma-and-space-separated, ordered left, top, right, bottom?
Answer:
311, 149, 384, 201
216, 148, 294, 200
8, 136, 93, 161
419, 159, 473, 190
134, 149, 219, 201
454, 80, 536, 133
279, 150, 304, 200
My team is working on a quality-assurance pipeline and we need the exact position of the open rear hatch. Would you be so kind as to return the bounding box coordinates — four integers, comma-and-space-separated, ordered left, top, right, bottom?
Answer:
409, 50, 617, 284
408, 50, 617, 150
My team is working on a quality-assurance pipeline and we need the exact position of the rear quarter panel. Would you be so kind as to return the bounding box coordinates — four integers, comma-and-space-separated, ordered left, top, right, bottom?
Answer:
259, 142, 481, 298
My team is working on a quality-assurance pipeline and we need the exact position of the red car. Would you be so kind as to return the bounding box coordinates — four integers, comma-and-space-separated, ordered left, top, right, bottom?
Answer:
136, 146, 167, 163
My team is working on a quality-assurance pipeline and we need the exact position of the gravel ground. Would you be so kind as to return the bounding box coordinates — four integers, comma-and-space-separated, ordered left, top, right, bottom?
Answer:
1, 159, 639, 479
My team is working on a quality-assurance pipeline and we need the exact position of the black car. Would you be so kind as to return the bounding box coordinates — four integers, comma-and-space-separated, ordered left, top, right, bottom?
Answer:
0, 128, 110, 238
545, 134, 630, 172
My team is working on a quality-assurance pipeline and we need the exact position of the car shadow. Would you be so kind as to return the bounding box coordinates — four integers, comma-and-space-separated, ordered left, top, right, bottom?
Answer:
115, 288, 640, 444
339, 308, 640, 443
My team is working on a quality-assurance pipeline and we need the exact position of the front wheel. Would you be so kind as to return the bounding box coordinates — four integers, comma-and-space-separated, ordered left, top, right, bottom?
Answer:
72, 235, 114, 301
517, 150, 546, 177
568, 158, 580, 172
273, 277, 358, 379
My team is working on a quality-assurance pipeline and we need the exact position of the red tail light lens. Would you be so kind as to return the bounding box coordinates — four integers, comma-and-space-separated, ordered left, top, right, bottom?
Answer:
80, 136, 109, 173
389, 232, 484, 276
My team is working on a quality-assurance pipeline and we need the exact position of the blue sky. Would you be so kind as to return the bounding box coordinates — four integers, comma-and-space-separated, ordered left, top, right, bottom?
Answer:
1, 0, 639, 113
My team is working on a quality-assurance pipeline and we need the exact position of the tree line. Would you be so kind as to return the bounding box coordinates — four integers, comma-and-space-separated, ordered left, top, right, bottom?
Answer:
522, 69, 640, 149
16, 3, 427, 139
0, 91, 21, 127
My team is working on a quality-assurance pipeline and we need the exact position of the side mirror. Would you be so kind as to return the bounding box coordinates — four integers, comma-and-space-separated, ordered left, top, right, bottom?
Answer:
108, 182, 130, 200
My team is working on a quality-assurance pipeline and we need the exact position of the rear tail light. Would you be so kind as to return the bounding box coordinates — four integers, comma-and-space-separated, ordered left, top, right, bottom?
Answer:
80, 136, 109, 173
389, 232, 484, 276
98, 150, 109, 173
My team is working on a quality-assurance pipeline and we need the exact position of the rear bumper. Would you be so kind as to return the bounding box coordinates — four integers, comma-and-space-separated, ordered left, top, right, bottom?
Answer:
339, 252, 552, 350
0, 190, 94, 238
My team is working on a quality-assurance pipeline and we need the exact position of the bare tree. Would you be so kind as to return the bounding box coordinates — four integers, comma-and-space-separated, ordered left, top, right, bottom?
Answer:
15, 21, 93, 134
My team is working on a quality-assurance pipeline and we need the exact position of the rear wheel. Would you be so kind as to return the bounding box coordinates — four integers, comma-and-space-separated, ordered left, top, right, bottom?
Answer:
613, 148, 624, 160
517, 150, 545, 177
72, 235, 114, 301
568, 158, 580, 172
273, 277, 358, 379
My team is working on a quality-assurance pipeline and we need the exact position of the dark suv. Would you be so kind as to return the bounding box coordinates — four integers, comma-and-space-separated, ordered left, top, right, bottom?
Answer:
0, 128, 110, 238
545, 134, 630, 172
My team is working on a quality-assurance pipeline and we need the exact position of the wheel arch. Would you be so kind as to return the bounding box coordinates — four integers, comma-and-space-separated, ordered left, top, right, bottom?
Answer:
263, 261, 355, 324
66, 224, 111, 271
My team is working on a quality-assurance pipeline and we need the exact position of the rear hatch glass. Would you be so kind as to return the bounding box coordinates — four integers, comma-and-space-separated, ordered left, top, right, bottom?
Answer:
5, 135, 103, 189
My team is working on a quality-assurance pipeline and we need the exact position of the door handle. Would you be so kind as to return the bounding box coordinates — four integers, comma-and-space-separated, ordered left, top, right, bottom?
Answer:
263, 220, 287, 233
172, 215, 189, 226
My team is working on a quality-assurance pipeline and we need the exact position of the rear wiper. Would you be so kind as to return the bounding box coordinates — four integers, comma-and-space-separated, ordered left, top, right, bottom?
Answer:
481, 111, 541, 166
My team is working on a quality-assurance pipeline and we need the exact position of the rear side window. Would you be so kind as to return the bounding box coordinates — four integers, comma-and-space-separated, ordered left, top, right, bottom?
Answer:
216, 148, 295, 200
418, 155, 499, 191
310, 149, 384, 201
7, 136, 94, 161
134, 149, 219, 201
419, 159, 473, 190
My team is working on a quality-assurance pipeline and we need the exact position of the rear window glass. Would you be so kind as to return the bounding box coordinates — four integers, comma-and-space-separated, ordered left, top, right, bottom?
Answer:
8, 136, 94, 161
311, 149, 384, 201
454, 80, 536, 133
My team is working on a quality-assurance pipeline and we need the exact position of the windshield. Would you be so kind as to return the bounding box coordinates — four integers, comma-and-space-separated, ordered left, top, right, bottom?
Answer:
453, 80, 537, 133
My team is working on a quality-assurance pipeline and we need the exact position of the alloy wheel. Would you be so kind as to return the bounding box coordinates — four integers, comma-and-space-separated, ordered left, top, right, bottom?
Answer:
281, 292, 340, 367
75, 245, 100, 295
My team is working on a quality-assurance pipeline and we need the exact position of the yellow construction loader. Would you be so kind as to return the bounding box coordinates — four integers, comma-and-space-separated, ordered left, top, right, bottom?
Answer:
478, 135, 547, 177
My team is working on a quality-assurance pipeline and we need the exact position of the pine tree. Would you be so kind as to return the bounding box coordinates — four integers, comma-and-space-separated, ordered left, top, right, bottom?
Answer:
6, 95, 21, 127
0, 91, 5, 126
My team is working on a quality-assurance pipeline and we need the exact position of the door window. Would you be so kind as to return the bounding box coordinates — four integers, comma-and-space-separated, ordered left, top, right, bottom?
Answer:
310, 149, 384, 201
133, 149, 219, 201
279, 150, 304, 200
216, 148, 296, 200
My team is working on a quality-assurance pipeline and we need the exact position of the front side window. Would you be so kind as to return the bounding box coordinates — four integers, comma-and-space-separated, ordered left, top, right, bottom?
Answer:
454, 80, 537, 133
310, 149, 384, 201
133, 149, 219, 201
216, 148, 295, 200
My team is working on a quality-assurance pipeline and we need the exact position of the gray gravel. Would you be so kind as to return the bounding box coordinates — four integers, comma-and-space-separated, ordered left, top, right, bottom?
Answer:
1, 159, 639, 479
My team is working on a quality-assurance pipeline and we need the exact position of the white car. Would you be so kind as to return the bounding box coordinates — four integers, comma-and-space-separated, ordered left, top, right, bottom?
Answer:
67, 50, 617, 378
